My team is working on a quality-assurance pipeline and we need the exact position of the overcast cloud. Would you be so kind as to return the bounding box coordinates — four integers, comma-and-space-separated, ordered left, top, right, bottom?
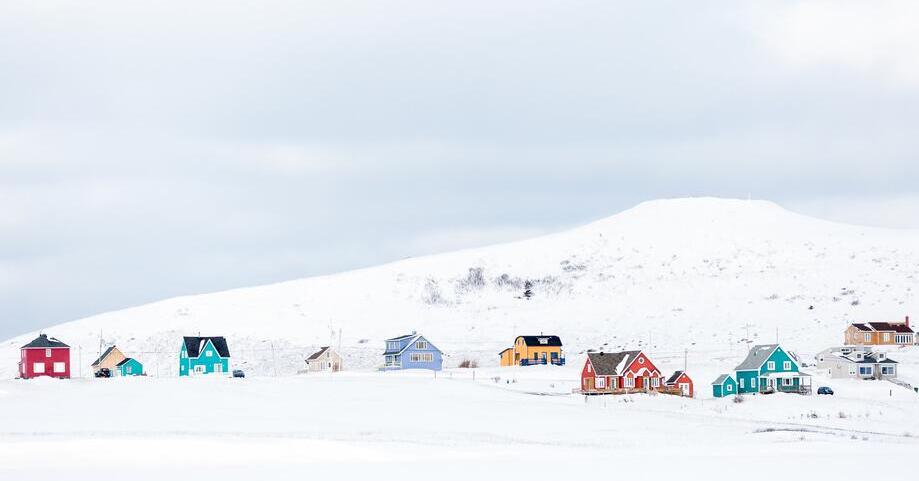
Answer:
2, 0, 918, 339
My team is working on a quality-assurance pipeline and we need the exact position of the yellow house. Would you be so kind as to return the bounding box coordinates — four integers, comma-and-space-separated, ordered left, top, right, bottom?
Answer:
499, 335, 565, 366
91, 345, 127, 376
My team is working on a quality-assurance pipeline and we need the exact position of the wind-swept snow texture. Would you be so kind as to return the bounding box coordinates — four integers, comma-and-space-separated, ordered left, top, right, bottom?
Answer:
1, 198, 917, 378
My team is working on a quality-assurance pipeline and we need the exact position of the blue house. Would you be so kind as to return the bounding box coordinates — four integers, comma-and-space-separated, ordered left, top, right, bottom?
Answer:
712, 374, 737, 397
179, 336, 231, 376
734, 344, 811, 395
115, 357, 143, 376
382, 333, 443, 371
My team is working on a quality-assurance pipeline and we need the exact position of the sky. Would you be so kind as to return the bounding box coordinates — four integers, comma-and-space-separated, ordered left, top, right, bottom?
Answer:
2, 0, 918, 340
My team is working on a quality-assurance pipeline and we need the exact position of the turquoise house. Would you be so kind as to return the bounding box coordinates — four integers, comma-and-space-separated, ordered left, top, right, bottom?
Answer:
734, 344, 811, 394
115, 357, 143, 376
712, 374, 737, 397
179, 336, 231, 376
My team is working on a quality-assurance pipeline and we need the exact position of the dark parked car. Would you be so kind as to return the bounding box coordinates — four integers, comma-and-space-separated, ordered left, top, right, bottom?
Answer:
232, 369, 245, 378
94, 368, 112, 378
817, 386, 834, 395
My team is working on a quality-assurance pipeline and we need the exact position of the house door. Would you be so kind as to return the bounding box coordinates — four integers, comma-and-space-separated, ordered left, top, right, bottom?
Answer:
679, 383, 690, 396
585, 377, 594, 391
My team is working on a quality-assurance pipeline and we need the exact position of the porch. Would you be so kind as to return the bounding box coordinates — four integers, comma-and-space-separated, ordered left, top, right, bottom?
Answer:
519, 357, 565, 366
758, 372, 812, 395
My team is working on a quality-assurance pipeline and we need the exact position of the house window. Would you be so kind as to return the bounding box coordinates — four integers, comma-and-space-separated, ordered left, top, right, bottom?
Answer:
859, 366, 873, 376
181, 365, 186, 372
206, 351, 213, 357
881, 366, 895, 375
586, 363, 592, 373
751, 378, 757, 388
387, 341, 399, 351
651, 377, 659, 388
45, 349, 51, 358
739, 378, 745, 389
864, 333, 871, 342
782, 378, 792, 386
538, 338, 549, 345
895, 334, 911, 344
726, 384, 733, 392
883, 333, 891, 342
385, 355, 394, 365
638, 357, 644, 364
33, 362, 45, 374
126, 366, 132, 374
596, 377, 606, 389
767, 361, 775, 370
194, 365, 205, 373
623, 377, 634, 388
214, 364, 222, 373
415, 341, 427, 350
181, 350, 186, 358
53, 362, 65, 373
783, 361, 791, 371
410, 353, 434, 362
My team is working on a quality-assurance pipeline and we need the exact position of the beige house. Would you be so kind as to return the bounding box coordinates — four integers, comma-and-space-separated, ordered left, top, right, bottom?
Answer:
306, 346, 342, 372
91, 346, 126, 375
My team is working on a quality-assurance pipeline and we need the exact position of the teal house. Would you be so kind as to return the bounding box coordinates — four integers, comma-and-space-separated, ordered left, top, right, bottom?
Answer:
179, 336, 231, 376
733, 344, 811, 395
711, 374, 737, 397
115, 357, 143, 376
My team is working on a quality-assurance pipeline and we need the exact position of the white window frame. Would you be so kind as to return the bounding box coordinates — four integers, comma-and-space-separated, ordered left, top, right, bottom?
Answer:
623, 377, 634, 388
739, 378, 745, 389
864, 333, 871, 342
586, 363, 592, 373
650, 377, 659, 388
783, 361, 791, 371
883, 333, 891, 342
638, 357, 644, 364
410, 353, 434, 363
33, 362, 45, 374
415, 341, 428, 350
596, 377, 606, 389
726, 384, 733, 392
45, 349, 52, 358
767, 361, 775, 370
214, 364, 222, 373
53, 362, 65, 373
206, 351, 213, 357
881, 365, 895, 375
859, 366, 873, 376
751, 377, 757, 388
782, 377, 792, 386
194, 365, 205, 374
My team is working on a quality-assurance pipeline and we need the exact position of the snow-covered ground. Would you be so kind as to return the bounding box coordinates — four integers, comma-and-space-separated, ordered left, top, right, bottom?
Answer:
1, 367, 917, 480
2, 197, 919, 476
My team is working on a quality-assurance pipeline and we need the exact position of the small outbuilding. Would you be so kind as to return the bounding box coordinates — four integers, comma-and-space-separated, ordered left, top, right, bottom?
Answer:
712, 374, 737, 397
115, 357, 144, 376
305, 346, 342, 372
664, 370, 694, 398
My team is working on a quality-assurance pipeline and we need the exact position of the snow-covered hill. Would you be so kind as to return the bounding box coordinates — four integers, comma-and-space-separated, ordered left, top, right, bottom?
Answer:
2, 197, 918, 378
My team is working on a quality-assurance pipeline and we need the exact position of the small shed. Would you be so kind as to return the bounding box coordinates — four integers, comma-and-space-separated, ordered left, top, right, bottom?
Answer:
712, 374, 736, 397
305, 346, 342, 372
115, 358, 143, 376
665, 370, 694, 397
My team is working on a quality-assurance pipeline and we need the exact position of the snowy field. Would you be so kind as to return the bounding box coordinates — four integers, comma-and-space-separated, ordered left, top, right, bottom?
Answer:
2, 366, 918, 480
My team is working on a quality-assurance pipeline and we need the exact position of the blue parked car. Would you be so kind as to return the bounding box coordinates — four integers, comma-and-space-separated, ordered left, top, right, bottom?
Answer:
817, 386, 834, 395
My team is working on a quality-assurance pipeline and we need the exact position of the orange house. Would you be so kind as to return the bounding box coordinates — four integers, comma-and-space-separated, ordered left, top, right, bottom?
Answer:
844, 317, 914, 346
499, 335, 564, 366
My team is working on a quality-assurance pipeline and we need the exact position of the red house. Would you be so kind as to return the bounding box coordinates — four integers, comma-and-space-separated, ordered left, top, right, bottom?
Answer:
580, 350, 664, 394
664, 370, 694, 397
19, 334, 71, 379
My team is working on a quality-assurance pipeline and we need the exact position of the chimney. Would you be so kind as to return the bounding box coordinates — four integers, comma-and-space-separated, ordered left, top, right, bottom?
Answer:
906, 316, 910, 328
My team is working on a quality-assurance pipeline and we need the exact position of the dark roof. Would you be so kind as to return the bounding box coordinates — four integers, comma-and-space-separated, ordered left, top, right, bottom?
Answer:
665, 370, 686, 385
182, 336, 230, 358
91, 346, 117, 366
22, 334, 69, 349
385, 333, 416, 342
867, 322, 914, 333
517, 335, 562, 347
586, 351, 640, 376
734, 344, 780, 371
307, 346, 330, 361
116, 357, 137, 367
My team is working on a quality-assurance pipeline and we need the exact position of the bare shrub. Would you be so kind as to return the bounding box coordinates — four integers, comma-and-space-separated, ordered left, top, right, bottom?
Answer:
458, 359, 479, 369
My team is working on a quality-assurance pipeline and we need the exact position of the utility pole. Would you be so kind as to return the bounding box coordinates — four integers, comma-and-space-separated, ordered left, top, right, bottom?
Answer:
683, 348, 688, 372
78, 346, 82, 378
271, 342, 278, 377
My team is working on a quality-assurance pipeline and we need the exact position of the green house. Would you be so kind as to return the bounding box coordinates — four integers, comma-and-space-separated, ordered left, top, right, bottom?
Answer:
179, 336, 230, 376
734, 344, 811, 395
712, 374, 737, 397
115, 357, 143, 376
